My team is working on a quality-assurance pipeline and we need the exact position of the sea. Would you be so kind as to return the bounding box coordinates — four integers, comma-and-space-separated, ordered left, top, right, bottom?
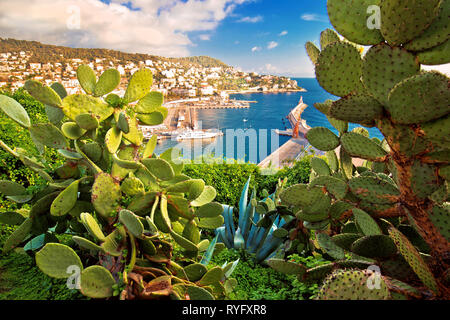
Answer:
154, 77, 383, 163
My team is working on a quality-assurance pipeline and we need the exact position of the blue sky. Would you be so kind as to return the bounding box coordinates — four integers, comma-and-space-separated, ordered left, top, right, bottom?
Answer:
1, 0, 333, 77
2, 0, 447, 77
189, 0, 331, 77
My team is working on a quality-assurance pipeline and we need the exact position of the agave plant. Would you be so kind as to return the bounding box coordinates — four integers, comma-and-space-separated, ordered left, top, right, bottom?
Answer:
215, 176, 296, 263
0, 65, 236, 300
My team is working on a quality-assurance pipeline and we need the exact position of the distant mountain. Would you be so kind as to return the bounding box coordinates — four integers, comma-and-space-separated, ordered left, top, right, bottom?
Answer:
0, 38, 230, 69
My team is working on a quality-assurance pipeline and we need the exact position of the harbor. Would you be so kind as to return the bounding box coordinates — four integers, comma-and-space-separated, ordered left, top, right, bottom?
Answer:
139, 96, 253, 142
258, 97, 311, 168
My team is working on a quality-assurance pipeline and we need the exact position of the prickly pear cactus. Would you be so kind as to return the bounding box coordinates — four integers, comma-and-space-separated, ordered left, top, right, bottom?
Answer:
0, 66, 236, 300
269, 1, 450, 300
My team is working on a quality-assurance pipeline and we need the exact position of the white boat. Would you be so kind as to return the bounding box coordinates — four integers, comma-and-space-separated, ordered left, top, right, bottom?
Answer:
176, 129, 222, 141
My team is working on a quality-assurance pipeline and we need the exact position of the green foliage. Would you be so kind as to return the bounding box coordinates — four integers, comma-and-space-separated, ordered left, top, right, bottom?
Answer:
183, 156, 312, 207
0, 88, 63, 211
210, 248, 323, 300
0, 66, 234, 300
271, 1, 450, 300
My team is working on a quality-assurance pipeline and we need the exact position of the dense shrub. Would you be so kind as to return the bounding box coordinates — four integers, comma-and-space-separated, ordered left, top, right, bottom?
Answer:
210, 248, 326, 300
183, 156, 312, 207
0, 88, 63, 210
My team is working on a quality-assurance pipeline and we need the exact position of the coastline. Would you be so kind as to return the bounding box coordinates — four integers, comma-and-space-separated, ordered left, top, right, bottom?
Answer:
225, 88, 307, 95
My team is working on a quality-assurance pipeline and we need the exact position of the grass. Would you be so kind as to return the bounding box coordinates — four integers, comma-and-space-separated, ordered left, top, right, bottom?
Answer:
0, 226, 85, 300
210, 248, 326, 300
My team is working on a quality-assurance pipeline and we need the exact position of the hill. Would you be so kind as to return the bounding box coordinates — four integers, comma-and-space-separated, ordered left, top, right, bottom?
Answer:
0, 38, 229, 69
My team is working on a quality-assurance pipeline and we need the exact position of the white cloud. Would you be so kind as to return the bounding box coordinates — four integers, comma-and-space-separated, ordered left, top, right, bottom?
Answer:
251, 46, 262, 52
264, 63, 278, 73
279, 31, 288, 36
237, 15, 263, 23
0, 0, 251, 57
267, 41, 278, 50
199, 34, 211, 41
300, 13, 328, 22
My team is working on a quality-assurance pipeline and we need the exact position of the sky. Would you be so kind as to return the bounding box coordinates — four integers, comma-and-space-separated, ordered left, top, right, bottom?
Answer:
0, 0, 448, 77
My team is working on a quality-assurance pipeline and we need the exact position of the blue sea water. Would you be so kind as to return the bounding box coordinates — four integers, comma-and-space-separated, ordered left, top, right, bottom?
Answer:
155, 77, 383, 163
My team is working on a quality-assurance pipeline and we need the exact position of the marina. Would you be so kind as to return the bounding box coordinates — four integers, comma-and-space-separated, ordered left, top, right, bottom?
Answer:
259, 97, 311, 168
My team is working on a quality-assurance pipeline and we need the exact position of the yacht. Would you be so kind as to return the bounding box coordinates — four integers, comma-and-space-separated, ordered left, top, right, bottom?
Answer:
175, 129, 222, 141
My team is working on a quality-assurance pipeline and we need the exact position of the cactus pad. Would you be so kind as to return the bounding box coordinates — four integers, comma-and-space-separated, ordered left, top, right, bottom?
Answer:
61, 94, 114, 122
91, 173, 121, 218
30, 123, 68, 149
341, 132, 387, 161
36, 243, 83, 279
353, 208, 382, 236
327, 0, 383, 45
410, 160, 440, 199
404, 1, 450, 51
350, 235, 397, 258
0, 180, 26, 196
197, 202, 223, 218
420, 115, 450, 149
50, 180, 79, 217
184, 263, 208, 282
267, 259, 306, 276
197, 266, 224, 286
170, 230, 198, 252
387, 72, 450, 124
320, 29, 341, 50
428, 205, 450, 242
380, 0, 441, 45
417, 39, 450, 65
2, 218, 33, 252
316, 232, 346, 260
24, 80, 62, 108
94, 69, 121, 97
315, 42, 363, 97
314, 100, 333, 114
197, 216, 224, 229
312, 176, 348, 200
80, 212, 106, 241
142, 158, 175, 181
77, 65, 97, 95
80, 266, 115, 298
75, 113, 99, 130
101, 227, 126, 256
329, 93, 384, 123
190, 186, 217, 207
123, 69, 153, 103
388, 226, 439, 294
362, 44, 419, 106
119, 209, 144, 237
331, 233, 362, 251
105, 127, 123, 154
186, 285, 214, 300
310, 157, 331, 176
72, 236, 104, 252
0, 94, 31, 128
135, 91, 164, 114
317, 269, 390, 300
349, 176, 400, 204
305, 41, 320, 65
61, 122, 86, 140
329, 201, 354, 220
280, 184, 324, 207
120, 176, 145, 196
306, 127, 340, 151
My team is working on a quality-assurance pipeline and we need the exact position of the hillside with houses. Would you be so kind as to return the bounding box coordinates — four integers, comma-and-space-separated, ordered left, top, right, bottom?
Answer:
0, 38, 302, 100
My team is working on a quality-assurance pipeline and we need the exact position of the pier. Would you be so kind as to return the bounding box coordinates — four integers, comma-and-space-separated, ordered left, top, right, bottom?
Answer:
258, 137, 309, 168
